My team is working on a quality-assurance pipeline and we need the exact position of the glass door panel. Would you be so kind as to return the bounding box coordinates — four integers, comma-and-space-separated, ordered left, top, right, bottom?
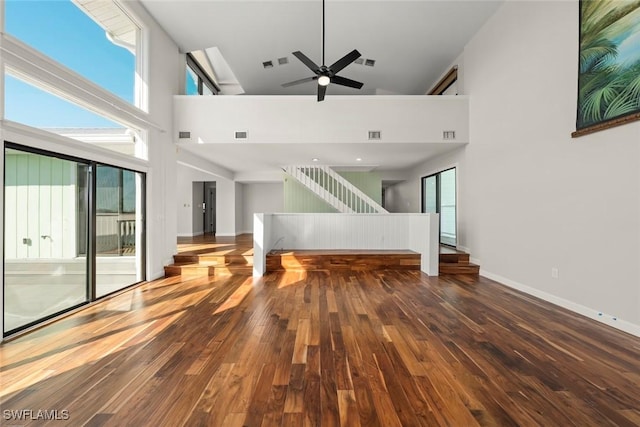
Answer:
4, 147, 90, 334
421, 168, 457, 247
95, 165, 144, 297
439, 168, 456, 246
423, 176, 437, 214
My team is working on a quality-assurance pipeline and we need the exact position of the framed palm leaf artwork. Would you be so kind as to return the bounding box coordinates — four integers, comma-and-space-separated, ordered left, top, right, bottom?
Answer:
574, 0, 640, 137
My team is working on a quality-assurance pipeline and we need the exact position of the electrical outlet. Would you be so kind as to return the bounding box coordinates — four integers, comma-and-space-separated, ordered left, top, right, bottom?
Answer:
551, 267, 559, 279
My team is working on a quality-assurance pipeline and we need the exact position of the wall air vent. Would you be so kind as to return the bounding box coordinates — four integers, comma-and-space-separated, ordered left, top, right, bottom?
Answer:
235, 131, 248, 140
262, 61, 273, 69
278, 57, 289, 65
443, 130, 456, 140
178, 131, 191, 139
368, 131, 381, 140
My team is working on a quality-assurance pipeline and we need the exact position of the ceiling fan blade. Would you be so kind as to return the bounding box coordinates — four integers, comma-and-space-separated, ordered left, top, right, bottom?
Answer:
329, 49, 361, 74
331, 75, 364, 90
282, 76, 318, 88
317, 84, 327, 102
292, 51, 321, 73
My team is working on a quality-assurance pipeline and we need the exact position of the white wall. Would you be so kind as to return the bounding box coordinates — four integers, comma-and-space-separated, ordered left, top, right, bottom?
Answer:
388, 1, 640, 335
242, 183, 284, 233
215, 177, 237, 236
126, 1, 181, 279
175, 95, 470, 145
234, 182, 244, 235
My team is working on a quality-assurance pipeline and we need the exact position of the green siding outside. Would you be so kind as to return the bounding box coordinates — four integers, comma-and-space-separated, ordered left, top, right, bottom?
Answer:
283, 170, 382, 213
283, 173, 338, 213
337, 171, 382, 205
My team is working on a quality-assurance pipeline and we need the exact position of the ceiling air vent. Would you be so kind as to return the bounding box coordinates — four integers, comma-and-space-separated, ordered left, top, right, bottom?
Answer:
354, 58, 364, 65
178, 131, 191, 139
368, 130, 381, 140
365, 59, 376, 67
443, 130, 456, 140
278, 57, 289, 65
262, 60, 273, 69
235, 131, 248, 140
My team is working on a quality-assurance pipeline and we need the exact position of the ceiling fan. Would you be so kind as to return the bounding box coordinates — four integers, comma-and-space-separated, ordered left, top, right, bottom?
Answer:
281, 0, 364, 102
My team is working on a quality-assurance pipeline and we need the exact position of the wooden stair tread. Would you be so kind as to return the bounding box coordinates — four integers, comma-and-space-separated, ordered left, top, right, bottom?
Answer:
269, 249, 418, 256
266, 250, 420, 272
438, 246, 480, 276
173, 254, 252, 265
439, 262, 480, 275
164, 263, 252, 277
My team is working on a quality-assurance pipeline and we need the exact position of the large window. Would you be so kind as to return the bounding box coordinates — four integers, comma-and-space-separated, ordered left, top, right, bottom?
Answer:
422, 168, 457, 246
2, 0, 152, 338
5, 0, 140, 105
4, 73, 144, 158
186, 53, 219, 95
3, 145, 146, 335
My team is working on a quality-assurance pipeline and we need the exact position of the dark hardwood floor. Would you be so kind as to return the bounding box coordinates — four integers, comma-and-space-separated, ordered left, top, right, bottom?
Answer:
2, 238, 640, 426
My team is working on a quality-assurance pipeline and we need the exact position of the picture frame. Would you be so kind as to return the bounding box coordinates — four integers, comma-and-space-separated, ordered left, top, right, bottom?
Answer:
573, 0, 640, 137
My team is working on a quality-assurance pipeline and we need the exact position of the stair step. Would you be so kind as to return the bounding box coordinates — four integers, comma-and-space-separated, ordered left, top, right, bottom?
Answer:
439, 262, 480, 275
439, 252, 470, 264
267, 250, 420, 272
164, 263, 253, 277
173, 254, 253, 265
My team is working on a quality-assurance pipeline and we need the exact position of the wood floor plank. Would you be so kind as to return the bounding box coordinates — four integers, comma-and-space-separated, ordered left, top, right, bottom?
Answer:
2, 238, 640, 426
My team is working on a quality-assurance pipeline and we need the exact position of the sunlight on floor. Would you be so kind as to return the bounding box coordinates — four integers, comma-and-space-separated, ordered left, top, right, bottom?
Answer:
214, 277, 255, 315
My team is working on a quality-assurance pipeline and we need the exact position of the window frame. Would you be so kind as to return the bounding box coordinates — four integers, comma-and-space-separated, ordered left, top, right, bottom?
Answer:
186, 53, 219, 95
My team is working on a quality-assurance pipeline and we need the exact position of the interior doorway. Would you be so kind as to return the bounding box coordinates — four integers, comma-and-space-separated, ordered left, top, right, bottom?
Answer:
193, 181, 216, 236
205, 183, 216, 235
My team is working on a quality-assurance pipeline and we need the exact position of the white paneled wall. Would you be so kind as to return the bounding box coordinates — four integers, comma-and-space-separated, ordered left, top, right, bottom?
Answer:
253, 213, 439, 276
4, 152, 78, 259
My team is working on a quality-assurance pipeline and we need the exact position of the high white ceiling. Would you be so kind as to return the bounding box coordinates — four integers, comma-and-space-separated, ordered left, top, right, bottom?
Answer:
140, 0, 501, 176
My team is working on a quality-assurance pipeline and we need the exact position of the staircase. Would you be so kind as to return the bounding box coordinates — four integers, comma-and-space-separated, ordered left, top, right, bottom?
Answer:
284, 165, 387, 213
439, 246, 480, 275
164, 236, 253, 277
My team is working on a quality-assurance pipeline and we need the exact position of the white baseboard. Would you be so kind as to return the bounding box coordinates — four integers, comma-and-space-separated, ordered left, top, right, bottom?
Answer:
177, 232, 203, 237
480, 269, 640, 338
151, 269, 165, 281
457, 245, 470, 253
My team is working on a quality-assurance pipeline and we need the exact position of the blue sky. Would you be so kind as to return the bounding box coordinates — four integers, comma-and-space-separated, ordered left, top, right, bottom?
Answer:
4, 0, 135, 128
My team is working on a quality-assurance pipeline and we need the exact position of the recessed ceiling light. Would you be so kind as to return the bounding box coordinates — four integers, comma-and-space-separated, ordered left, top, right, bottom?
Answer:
312, 158, 319, 162
356, 158, 362, 162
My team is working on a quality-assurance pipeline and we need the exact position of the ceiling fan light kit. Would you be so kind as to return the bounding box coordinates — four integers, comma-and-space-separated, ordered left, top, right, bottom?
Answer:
317, 75, 330, 86
282, 0, 364, 102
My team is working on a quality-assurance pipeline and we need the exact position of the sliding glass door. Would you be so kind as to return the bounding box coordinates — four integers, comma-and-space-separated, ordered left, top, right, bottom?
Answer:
95, 165, 145, 297
4, 147, 90, 333
422, 168, 457, 246
4, 144, 146, 336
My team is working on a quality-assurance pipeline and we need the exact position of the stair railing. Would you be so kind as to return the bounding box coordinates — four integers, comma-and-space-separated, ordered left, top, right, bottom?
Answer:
284, 165, 388, 213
